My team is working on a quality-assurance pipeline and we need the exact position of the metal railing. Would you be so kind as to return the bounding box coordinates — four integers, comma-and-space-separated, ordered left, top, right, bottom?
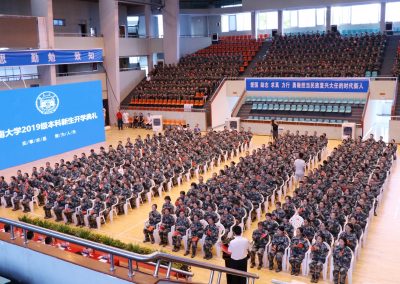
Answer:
0, 217, 259, 284
55, 33, 101, 37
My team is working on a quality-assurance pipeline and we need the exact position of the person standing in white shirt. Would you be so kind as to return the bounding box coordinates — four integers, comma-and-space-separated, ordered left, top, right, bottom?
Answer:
226, 226, 250, 284
294, 152, 306, 181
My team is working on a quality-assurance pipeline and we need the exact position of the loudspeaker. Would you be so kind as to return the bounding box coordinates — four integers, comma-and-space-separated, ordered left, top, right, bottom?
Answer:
331, 25, 338, 33
272, 29, 278, 37
212, 33, 219, 43
386, 22, 393, 31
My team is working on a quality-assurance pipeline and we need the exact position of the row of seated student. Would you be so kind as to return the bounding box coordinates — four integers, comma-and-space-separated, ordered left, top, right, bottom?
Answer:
143, 134, 396, 284
0, 127, 252, 230
143, 131, 328, 259
252, 31, 386, 78
392, 44, 400, 77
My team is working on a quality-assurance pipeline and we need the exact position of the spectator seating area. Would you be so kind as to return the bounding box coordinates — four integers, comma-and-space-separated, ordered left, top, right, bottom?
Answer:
129, 36, 262, 109
238, 96, 366, 124
146, 132, 328, 258
392, 41, 400, 77
251, 31, 386, 77
0, 128, 252, 230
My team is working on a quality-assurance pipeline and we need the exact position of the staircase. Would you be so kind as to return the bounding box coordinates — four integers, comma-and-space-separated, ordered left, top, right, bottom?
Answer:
394, 82, 400, 115
379, 35, 400, 76
242, 40, 272, 77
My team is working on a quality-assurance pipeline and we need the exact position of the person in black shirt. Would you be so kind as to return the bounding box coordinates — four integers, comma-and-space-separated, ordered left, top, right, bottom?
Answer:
271, 120, 279, 141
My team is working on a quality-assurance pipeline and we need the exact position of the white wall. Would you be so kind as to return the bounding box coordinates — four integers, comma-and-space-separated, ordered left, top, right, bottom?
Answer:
119, 70, 145, 101
54, 36, 104, 49
369, 79, 397, 100
56, 73, 108, 99
389, 120, 400, 142
0, 237, 129, 284
125, 109, 207, 131
119, 38, 164, 57
179, 37, 211, 57
0, 79, 39, 91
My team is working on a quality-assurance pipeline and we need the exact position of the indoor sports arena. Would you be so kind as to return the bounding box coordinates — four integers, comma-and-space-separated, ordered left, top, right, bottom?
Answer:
0, 1, 399, 284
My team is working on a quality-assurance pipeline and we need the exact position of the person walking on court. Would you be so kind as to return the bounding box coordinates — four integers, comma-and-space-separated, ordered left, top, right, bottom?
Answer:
116, 110, 123, 130
226, 225, 250, 284
294, 152, 306, 181
271, 120, 279, 141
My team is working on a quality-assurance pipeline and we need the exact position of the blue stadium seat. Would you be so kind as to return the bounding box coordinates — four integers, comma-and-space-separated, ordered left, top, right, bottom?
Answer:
345, 106, 352, 113
279, 104, 285, 111
333, 105, 339, 112
257, 103, 263, 110
308, 105, 315, 112
296, 104, 302, 111
268, 103, 274, 110
339, 105, 345, 113
288, 117, 293, 122
314, 105, 320, 112
285, 104, 291, 111
290, 105, 296, 111
262, 103, 268, 110
273, 104, 279, 111
321, 105, 327, 112
327, 105, 333, 112
303, 104, 308, 111
252, 103, 257, 110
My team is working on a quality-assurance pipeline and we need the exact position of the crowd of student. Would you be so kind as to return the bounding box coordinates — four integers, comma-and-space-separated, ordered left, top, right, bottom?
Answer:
263, 135, 396, 283
0, 127, 252, 229
131, 53, 242, 104
392, 42, 400, 77
143, 131, 328, 260
251, 32, 386, 77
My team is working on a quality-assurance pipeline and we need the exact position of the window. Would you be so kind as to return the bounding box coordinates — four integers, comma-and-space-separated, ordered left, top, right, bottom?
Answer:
236, 12, 251, 31
351, 4, 380, 25
156, 15, 163, 37
332, 4, 380, 26
386, 2, 400, 22
221, 13, 250, 32
298, 9, 316, 28
258, 11, 278, 30
53, 19, 65, 26
316, 8, 326, 26
283, 10, 298, 29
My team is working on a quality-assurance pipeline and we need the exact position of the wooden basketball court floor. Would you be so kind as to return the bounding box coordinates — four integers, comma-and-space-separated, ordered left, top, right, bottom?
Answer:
1, 128, 399, 284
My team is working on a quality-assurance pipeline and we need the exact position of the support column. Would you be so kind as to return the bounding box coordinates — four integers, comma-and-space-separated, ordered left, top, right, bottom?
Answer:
31, 0, 56, 86
277, 10, 283, 35
162, 0, 179, 65
326, 6, 331, 32
251, 11, 257, 39
380, 2, 386, 33
145, 4, 154, 72
99, 0, 120, 125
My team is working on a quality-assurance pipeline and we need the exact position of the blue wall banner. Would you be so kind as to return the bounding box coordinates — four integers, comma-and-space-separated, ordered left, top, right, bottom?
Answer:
245, 78, 369, 93
0, 49, 103, 67
0, 81, 105, 170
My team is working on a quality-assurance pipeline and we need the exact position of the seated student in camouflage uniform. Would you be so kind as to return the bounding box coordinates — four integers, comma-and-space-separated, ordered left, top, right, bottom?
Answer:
143, 204, 162, 244
263, 213, 278, 237
315, 222, 333, 246
250, 222, 269, 269
172, 211, 190, 252
203, 217, 219, 260
158, 208, 175, 247
220, 208, 235, 241
289, 227, 310, 276
272, 202, 286, 223
53, 190, 66, 222
309, 235, 329, 283
20, 184, 34, 213
43, 187, 58, 219
88, 197, 105, 229
339, 224, 358, 252
63, 191, 80, 224
332, 237, 353, 284
281, 216, 294, 239
184, 214, 204, 258
76, 193, 92, 227
268, 226, 289, 272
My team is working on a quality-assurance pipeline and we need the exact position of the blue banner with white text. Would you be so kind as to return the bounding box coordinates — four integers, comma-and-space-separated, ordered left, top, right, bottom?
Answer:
0, 81, 105, 170
0, 49, 103, 67
245, 78, 369, 93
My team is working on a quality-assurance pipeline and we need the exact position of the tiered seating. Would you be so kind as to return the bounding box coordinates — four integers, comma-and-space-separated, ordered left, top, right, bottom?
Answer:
0, 128, 252, 230
392, 42, 400, 77
241, 96, 366, 124
252, 31, 386, 77
198, 35, 263, 72
129, 36, 261, 108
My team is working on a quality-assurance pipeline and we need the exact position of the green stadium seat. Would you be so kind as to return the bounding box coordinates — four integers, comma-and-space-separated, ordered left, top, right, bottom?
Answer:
333, 105, 339, 112
365, 71, 371, 77
314, 105, 320, 112
327, 105, 333, 112
339, 106, 345, 113
273, 104, 279, 111
296, 105, 302, 111
262, 103, 268, 110
279, 104, 285, 111
305, 118, 311, 122
288, 117, 293, 122
299, 117, 305, 122
285, 104, 291, 111
290, 105, 296, 111
345, 106, 352, 113
321, 105, 327, 112
252, 103, 257, 110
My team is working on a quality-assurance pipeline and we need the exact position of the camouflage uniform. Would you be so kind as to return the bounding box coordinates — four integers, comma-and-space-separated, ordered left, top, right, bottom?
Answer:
21, 187, 34, 212
44, 191, 58, 218
185, 220, 204, 257
340, 232, 358, 252
203, 223, 219, 259
309, 242, 329, 282
332, 245, 352, 284
76, 197, 92, 226
159, 214, 175, 246
89, 201, 105, 228
172, 216, 190, 250
250, 228, 269, 268
289, 236, 309, 275
64, 195, 80, 223
268, 233, 289, 271
143, 210, 161, 243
